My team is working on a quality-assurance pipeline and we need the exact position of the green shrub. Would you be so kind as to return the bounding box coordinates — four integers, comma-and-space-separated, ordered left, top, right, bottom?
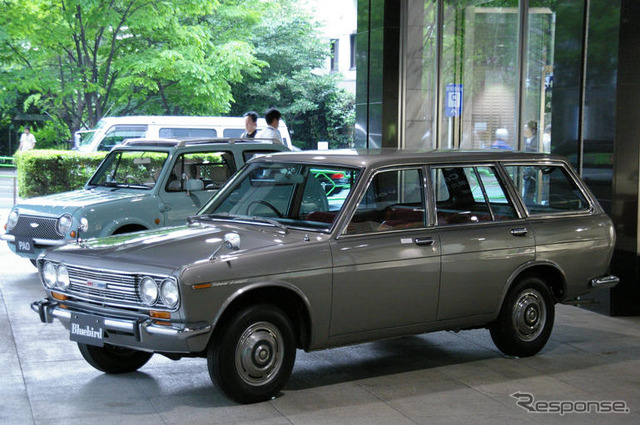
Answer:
14, 150, 106, 198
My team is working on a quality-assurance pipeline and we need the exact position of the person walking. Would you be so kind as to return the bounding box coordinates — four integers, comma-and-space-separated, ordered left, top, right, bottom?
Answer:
18, 126, 37, 151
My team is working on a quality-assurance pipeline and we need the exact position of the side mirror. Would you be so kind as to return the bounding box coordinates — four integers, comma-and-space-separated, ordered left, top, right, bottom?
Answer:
209, 232, 241, 260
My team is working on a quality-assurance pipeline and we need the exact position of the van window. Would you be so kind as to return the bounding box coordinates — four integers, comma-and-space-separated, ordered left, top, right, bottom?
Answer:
100, 125, 147, 151
159, 128, 218, 139
223, 128, 245, 138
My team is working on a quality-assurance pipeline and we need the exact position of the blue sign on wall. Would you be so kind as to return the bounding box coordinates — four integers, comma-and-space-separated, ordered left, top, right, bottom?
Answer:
445, 84, 463, 117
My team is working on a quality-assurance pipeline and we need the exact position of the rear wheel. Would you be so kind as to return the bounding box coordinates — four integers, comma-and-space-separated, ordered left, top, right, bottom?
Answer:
208, 304, 296, 404
490, 276, 555, 357
78, 343, 153, 373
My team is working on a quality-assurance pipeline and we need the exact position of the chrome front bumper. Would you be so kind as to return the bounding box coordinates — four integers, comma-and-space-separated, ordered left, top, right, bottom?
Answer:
2, 233, 67, 246
31, 299, 212, 353
589, 275, 620, 289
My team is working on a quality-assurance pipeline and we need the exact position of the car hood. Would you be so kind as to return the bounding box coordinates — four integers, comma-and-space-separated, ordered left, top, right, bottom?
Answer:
15, 188, 148, 217
49, 221, 313, 273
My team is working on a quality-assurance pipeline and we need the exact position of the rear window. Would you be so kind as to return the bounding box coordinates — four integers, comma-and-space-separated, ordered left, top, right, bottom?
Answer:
504, 164, 590, 214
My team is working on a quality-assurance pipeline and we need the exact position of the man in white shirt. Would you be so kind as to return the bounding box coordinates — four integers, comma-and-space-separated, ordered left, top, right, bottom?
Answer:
19, 126, 37, 151
255, 108, 283, 144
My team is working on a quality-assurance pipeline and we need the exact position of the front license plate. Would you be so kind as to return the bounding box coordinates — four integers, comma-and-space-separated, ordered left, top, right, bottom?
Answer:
15, 236, 34, 253
70, 313, 105, 347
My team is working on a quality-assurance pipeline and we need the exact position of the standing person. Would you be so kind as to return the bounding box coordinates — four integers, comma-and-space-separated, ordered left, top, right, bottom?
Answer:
255, 108, 283, 144
523, 120, 539, 152
18, 126, 37, 151
241, 111, 258, 138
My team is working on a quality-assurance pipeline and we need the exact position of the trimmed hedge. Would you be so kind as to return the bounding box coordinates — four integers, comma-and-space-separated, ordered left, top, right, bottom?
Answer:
14, 150, 107, 198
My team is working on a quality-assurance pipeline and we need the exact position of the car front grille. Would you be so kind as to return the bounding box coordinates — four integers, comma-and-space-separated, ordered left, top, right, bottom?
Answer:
66, 265, 170, 309
10, 215, 62, 240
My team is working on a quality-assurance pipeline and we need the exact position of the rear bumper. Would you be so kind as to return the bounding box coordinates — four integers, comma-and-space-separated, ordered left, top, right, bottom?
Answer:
31, 298, 212, 353
589, 275, 620, 289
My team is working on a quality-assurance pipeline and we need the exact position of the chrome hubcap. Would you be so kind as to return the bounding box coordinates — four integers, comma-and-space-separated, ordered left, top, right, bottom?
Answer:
512, 289, 546, 342
235, 321, 283, 386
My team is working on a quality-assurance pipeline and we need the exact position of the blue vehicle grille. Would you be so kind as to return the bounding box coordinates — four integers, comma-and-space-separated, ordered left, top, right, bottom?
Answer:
9, 215, 62, 240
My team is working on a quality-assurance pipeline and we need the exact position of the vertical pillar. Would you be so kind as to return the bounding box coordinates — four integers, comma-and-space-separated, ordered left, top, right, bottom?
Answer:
610, 0, 640, 315
355, 0, 401, 149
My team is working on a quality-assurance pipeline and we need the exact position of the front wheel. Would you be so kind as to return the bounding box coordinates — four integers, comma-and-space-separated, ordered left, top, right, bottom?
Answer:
78, 343, 153, 374
208, 304, 296, 404
490, 276, 555, 357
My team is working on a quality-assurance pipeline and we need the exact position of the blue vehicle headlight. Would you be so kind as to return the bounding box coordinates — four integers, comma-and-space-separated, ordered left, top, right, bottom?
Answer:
6, 209, 19, 231
56, 214, 73, 236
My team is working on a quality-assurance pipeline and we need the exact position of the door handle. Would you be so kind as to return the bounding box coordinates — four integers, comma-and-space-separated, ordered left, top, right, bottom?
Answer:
414, 237, 435, 246
510, 227, 528, 237
159, 203, 172, 213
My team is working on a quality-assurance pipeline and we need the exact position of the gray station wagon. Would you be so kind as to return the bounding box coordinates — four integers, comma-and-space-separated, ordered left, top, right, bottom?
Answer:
2, 138, 288, 265
31, 150, 618, 403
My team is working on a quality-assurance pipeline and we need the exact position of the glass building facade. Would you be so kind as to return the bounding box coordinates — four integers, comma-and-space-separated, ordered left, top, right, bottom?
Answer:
356, 0, 640, 315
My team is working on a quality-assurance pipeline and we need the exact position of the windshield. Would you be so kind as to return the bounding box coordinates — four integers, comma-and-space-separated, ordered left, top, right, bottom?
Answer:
77, 120, 108, 149
199, 162, 360, 231
88, 150, 169, 190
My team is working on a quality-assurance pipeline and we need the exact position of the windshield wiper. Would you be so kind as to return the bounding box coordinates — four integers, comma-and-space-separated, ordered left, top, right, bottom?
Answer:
188, 213, 237, 224
249, 216, 288, 234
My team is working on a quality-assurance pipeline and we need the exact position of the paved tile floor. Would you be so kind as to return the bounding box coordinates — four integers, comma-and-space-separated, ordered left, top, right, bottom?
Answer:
1, 237, 639, 424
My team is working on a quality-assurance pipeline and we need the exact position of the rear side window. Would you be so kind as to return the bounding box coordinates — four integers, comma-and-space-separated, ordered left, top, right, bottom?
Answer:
431, 166, 517, 225
159, 128, 217, 138
505, 164, 590, 214
166, 151, 234, 192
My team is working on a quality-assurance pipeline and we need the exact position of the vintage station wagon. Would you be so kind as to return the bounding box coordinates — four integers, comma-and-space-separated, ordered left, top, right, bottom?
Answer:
31, 150, 618, 403
3, 138, 288, 265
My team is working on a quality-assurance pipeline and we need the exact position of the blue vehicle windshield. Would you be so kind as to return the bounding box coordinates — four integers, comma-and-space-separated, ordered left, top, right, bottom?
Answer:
88, 150, 169, 190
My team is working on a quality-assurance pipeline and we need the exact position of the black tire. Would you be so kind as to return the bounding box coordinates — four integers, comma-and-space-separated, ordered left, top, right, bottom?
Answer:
78, 343, 153, 374
208, 304, 296, 404
490, 275, 555, 357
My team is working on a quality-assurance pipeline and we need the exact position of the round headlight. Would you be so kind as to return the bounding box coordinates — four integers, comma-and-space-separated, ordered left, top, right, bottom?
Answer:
56, 264, 70, 290
6, 209, 19, 231
139, 277, 158, 306
56, 214, 73, 236
42, 262, 57, 289
160, 279, 179, 308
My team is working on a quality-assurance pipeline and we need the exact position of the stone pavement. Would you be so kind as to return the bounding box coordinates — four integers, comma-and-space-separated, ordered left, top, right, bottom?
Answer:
0, 225, 639, 424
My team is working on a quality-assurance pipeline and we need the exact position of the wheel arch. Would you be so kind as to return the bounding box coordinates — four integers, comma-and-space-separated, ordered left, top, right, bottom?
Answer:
501, 261, 567, 308
211, 283, 313, 351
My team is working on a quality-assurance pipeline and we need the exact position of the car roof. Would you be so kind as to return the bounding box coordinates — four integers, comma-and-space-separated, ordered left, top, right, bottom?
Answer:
251, 149, 569, 168
115, 137, 289, 151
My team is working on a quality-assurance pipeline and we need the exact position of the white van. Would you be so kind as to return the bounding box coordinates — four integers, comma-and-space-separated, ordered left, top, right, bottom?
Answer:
75, 116, 293, 151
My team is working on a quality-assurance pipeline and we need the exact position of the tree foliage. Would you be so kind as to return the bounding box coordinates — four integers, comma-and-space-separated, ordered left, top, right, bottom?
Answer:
229, 0, 355, 149
0, 0, 263, 134
0, 0, 355, 150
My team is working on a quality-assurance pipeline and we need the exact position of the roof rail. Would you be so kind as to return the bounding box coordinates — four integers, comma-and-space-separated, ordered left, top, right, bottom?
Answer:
176, 137, 278, 147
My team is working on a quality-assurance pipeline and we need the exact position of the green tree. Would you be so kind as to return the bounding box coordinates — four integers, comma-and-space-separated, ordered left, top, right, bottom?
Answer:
0, 0, 263, 135
229, 0, 355, 149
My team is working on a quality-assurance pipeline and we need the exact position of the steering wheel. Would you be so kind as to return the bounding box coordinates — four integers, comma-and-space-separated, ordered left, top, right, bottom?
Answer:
123, 175, 144, 185
246, 200, 283, 218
